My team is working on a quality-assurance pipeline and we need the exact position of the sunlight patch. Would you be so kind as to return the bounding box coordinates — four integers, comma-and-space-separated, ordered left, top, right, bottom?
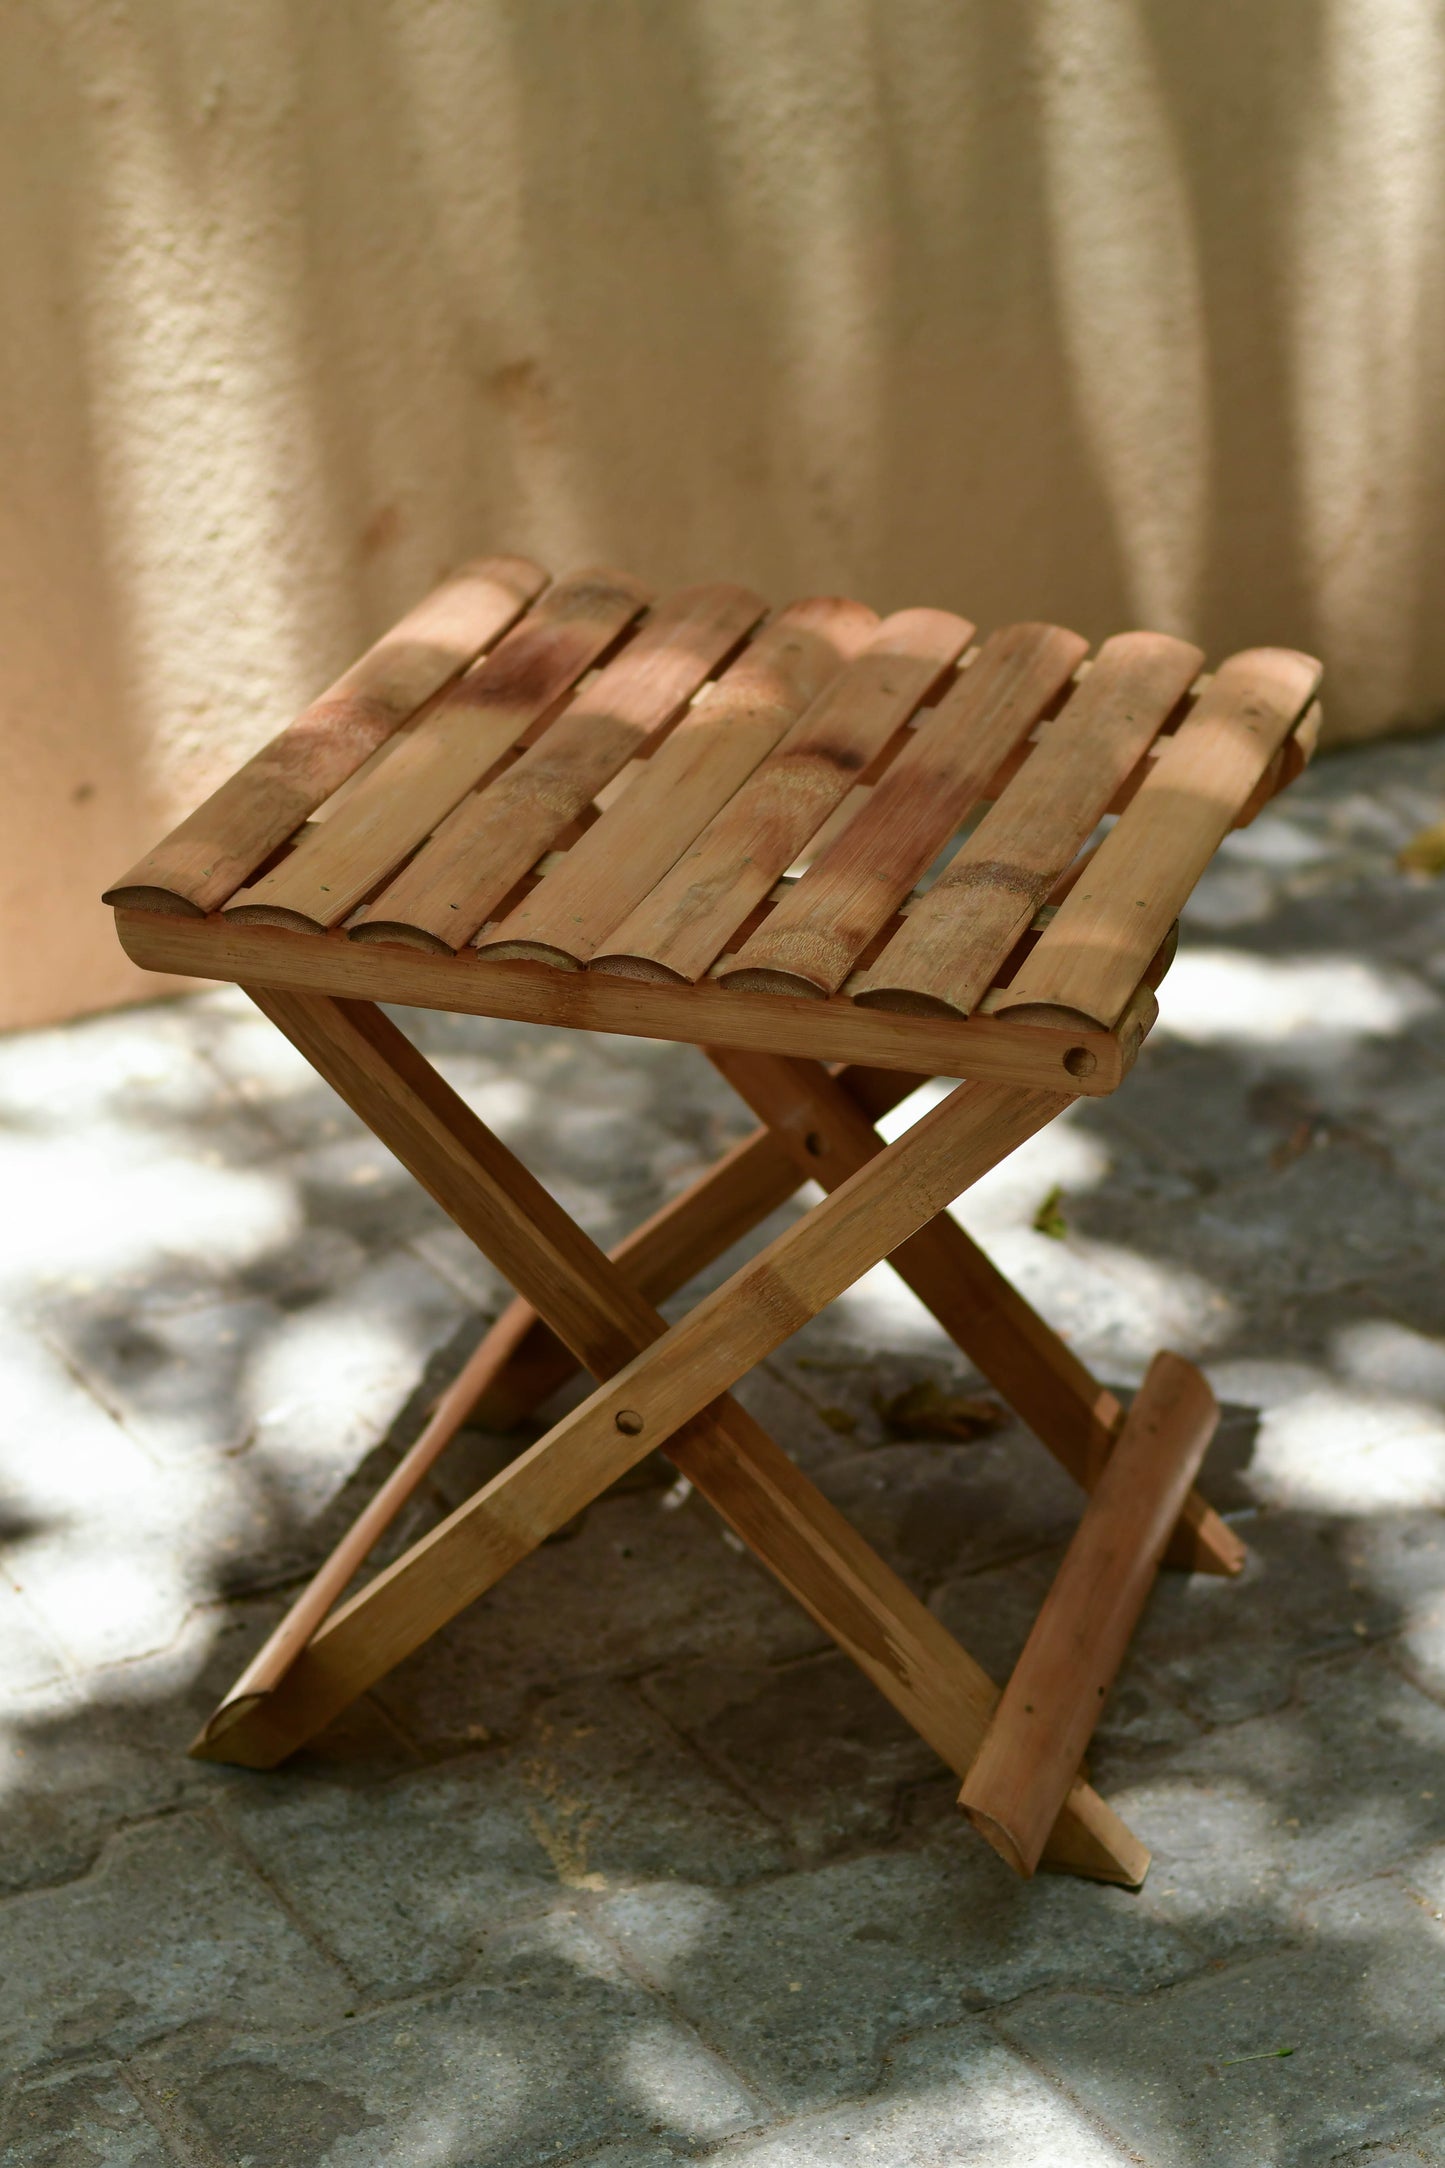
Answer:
1251, 1388, 1445, 1513
0, 1130, 300, 1292
1333, 1321, 1445, 1406
619, 2021, 758, 2139
989, 1230, 1234, 1374
456, 1074, 533, 1131
950, 1112, 1110, 1238
1156, 948, 1434, 1045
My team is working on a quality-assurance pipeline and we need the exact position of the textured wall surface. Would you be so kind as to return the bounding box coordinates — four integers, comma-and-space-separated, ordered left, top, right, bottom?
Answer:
4, 0, 1444, 1026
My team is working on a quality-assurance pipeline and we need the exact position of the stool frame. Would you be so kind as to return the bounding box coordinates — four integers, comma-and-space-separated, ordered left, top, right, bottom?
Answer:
105, 554, 1323, 1884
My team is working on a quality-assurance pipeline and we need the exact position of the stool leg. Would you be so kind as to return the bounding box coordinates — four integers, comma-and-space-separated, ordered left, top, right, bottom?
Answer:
219, 1066, 929, 1702
438, 1051, 1237, 1576
451, 1065, 928, 1432
705, 1048, 1244, 1579
960, 1352, 1218, 1874
241, 1120, 809, 1675
194, 989, 1146, 1882
462, 1121, 808, 1430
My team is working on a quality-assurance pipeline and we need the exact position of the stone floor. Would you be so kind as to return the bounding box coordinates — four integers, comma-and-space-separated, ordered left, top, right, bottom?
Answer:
7, 734, 1445, 2167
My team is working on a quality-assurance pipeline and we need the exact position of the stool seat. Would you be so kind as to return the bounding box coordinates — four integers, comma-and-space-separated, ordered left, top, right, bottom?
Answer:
104, 555, 1322, 1891
105, 558, 1320, 1091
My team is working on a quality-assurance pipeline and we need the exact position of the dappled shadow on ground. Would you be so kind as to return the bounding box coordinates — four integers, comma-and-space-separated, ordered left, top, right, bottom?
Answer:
5, 739, 1445, 2161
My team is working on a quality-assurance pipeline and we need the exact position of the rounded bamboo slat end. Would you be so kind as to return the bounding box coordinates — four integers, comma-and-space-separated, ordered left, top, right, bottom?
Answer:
715, 963, 828, 999
472, 937, 582, 971
348, 919, 456, 956
588, 952, 692, 985
849, 983, 970, 1021
988, 999, 1108, 1034
221, 902, 330, 936
101, 884, 206, 919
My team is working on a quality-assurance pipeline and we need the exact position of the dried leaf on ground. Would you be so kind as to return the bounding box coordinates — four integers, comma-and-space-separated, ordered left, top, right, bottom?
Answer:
878, 1379, 1008, 1442
1399, 818, 1445, 874
1033, 1184, 1068, 1240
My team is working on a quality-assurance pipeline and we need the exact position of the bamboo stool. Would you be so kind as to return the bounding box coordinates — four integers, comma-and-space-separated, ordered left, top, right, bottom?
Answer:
105, 557, 1322, 1885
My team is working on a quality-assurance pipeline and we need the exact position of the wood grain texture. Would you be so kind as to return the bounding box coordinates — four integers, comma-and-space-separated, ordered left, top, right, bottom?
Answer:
462, 1065, 924, 1431
222, 569, 649, 932
705, 1047, 1242, 1577
114, 909, 1138, 1091
102, 554, 548, 916
591, 608, 974, 984
191, 992, 1141, 1882
853, 631, 1206, 1018
960, 1351, 1219, 1875
197, 1049, 1066, 1763
720, 622, 1088, 997
267, 1074, 1068, 1681
478, 597, 879, 968
463, 1120, 815, 1430
351, 582, 766, 952
998, 648, 1324, 1027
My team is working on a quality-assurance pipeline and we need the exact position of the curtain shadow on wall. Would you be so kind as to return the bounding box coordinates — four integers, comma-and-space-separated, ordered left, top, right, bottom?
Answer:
4, 0, 1444, 1024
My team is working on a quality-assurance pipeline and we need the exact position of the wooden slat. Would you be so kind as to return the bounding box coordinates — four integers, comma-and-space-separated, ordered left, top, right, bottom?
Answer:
192, 991, 1144, 1885
222, 569, 650, 933
719, 622, 1088, 998
852, 631, 1206, 1019
997, 648, 1322, 1028
115, 907, 1142, 1093
476, 596, 878, 968
350, 582, 767, 952
101, 555, 549, 916
591, 608, 974, 984
960, 1351, 1219, 1876
1231, 698, 1321, 831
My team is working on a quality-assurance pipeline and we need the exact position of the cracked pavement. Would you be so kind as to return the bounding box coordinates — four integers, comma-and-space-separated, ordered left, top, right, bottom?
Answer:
5, 732, 1445, 2165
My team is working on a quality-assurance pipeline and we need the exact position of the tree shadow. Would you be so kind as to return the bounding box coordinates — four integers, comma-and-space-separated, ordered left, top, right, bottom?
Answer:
7, 3, 1445, 2152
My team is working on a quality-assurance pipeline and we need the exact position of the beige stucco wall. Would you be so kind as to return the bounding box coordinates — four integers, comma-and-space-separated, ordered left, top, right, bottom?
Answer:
4, 1, 1444, 1029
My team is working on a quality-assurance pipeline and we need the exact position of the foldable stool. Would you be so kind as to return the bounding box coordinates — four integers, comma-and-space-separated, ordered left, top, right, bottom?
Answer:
105, 557, 1322, 1885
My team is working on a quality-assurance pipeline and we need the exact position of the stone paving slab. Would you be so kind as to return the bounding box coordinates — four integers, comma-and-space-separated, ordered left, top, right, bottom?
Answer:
994, 1877, 1445, 2167
0, 1813, 353, 2077
142, 1909, 768, 2168
216, 1679, 790, 1999
4, 734, 1445, 2161
1, 2063, 176, 2168
597, 1833, 1201, 2113
372, 1482, 827, 1749
693, 2021, 1137, 2165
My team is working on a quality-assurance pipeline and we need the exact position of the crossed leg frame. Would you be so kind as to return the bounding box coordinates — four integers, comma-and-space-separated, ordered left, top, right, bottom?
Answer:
193, 989, 1241, 1887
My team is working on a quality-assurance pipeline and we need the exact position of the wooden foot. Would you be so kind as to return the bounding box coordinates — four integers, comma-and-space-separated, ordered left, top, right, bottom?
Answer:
960, 1351, 1218, 1875
705, 1048, 1242, 1579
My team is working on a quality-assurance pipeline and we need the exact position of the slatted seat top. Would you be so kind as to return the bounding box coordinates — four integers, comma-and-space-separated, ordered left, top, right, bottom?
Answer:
105, 554, 1322, 1094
